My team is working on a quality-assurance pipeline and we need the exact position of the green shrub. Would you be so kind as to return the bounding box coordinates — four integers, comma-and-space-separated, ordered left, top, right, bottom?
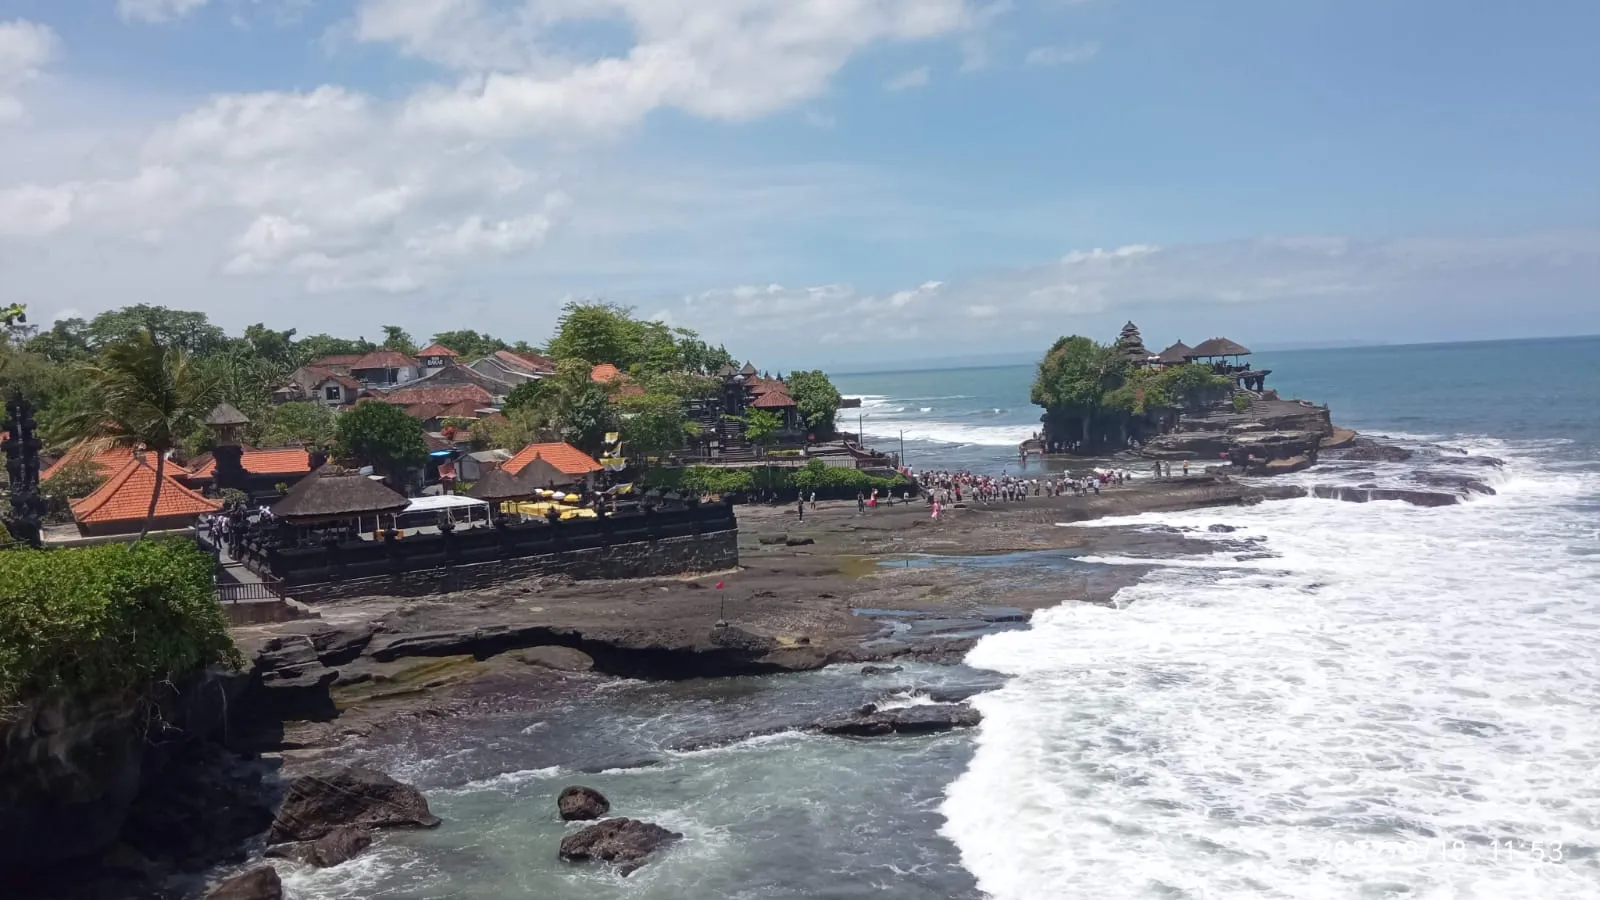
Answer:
1233, 393, 1251, 413
643, 462, 909, 498
0, 540, 241, 707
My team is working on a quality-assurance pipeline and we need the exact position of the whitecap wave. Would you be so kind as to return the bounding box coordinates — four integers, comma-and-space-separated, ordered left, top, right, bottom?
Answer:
942, 442, 1600, 899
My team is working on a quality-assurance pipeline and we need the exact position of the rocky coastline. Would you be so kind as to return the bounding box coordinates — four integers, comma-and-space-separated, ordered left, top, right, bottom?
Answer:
4, 426, 1504, 899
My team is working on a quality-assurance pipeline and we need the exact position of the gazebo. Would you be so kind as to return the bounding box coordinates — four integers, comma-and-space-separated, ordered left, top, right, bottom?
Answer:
1156, 340, 1195, 366
270, 466, 410, 536
465, 466, 538, 519
1188, 337, 1252, 362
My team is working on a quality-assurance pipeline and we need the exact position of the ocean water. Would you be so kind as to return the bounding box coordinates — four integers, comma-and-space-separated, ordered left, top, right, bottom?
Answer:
283, 336, 1600, 899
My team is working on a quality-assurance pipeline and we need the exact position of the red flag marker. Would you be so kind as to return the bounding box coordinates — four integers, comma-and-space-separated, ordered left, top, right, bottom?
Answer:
714, 580, 725, 590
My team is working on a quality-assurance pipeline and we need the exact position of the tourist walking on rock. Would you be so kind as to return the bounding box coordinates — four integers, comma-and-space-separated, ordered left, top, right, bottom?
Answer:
1182, 460, 1190, 476
797, 495, 805, 523
857, 491, 866, 514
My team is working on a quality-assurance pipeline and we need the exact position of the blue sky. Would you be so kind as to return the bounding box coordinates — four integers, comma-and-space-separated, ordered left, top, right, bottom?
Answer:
0, 0, 1596, 368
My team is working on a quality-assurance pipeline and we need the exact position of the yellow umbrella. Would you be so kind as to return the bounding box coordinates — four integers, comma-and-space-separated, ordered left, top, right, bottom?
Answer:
564, 493, 581, 503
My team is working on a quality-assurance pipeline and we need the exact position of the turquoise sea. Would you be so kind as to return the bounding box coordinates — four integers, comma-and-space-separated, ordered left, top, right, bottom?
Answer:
286, 336, 1600, 900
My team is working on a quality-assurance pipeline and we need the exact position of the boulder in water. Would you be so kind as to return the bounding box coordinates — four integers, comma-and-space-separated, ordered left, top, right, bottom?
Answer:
204, 866, 283, 900
557, 786, 611, 821
859, 665, 903, 676
559, 818, 682, 875
268, 765, 439, 843
311, 825, 373, 868
813, 702, 981, 737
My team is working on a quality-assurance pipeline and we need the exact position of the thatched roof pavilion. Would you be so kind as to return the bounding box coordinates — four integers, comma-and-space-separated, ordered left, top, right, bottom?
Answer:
1188, 337, 1252, 359
205, 402, 252, 427
1157, 340, 1195, 364
270, 466, 409, 523
465, 466, 536, 503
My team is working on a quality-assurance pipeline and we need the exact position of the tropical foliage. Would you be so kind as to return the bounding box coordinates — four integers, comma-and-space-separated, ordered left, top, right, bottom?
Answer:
741, 408, 782, 444
546, 301, 735, 375
786, 370, 843, 437
1031, 335, 1231, 451
0, 540, 240, 707
643, 461, 909, 499
334, 401, 428, 477
57, 329, 221, 539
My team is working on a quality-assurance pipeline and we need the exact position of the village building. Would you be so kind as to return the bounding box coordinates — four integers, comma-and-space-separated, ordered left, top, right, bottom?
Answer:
468, 349, 556, 392
40, 443, 138, 482
271, 365, 362, 407
502, 441, 603, 491
590, 363, 645, 399
415, 343, 460, 369
68, 453, 221, 536
456, 448, 514, 482
348, 349, 421, 389
183, 448, 315, 495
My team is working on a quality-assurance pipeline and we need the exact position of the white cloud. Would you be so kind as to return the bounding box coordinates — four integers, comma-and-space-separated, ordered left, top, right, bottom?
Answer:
677, 233, 1600, 350
389, 0, 978, 137
118, 0, 212, 24
1025, 41, 1099, 67
885, 66, 931, 91
0, 19, 58, 123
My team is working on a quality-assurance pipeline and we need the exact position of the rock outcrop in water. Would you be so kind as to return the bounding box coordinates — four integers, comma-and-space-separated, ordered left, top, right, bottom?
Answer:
812, 702, 982, 737
558, 785, 611, 821
268, 765, 439, 843
310, 825, 373, 868
559, 818, 682, 875
204, 865, 283, 900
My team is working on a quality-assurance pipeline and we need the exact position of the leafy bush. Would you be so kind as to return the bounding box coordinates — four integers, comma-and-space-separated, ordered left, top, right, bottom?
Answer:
643, 462, 908, 499
0, 540, 241, 707
1233, 393, 1250, 412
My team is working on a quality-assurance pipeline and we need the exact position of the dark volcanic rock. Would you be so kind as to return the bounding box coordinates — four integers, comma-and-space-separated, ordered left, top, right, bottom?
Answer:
204, 866, 283, 900
1410, 470, 1496, 496
813, 702, 981, 737
859, 665, 903, 676
268, 765, 439, 843
557, 785, 611, 821
784, 536, 815, 546
1325, 438, 1413, 462
310, 626, 377, 666
756, 534, 788, 545
1208, 524, 1239, 533
311, 825, 373, 868
559, 818, 682, 876
1308, 485, 1460, 507
516, 646, 595, 672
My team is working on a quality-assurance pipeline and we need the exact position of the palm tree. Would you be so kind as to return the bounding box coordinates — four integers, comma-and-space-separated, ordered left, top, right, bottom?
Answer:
60, 329, 219, 540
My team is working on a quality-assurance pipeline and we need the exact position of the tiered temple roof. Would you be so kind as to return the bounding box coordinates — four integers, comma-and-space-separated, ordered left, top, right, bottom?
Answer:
70, 454, 220, 527
1189, 337, 1252, 358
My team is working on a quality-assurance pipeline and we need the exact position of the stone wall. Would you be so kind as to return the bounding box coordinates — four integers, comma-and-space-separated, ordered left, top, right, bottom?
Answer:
291, 529, 739, 603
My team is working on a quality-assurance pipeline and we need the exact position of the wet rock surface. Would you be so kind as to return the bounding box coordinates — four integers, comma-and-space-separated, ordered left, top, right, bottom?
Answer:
559, 818, 683, 876
812, 702, 982, 737
557, 785, 611, 821
268, 765, 439, 844
203, 865, 283, 900
310, 825, 373, 868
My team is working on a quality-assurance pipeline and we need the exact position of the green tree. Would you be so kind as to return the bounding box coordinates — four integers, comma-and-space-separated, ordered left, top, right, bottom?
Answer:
643, 370, 721, 402
262, 401, 336, 448
334, 401, 428, 477
430, 329, 509, 360
1030, 336, 1129, 451
499, 361, 617, 454
37, 457, 106, 524
741, 408, 782, 444
787, 370, 843, 437
296, 333, 375, 363
242, 323, 298, 365
380, 325, 417, 355
546, 301, 641, 368
24, 317, 92, 363
58, 330, 221, 540
617, 392, 688, 459
86, 305, 229, 357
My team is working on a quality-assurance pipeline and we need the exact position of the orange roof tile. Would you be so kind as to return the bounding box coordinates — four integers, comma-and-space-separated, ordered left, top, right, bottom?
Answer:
189, 448, 313, 479
416, 343, 460, 358
751, 389, 796, 408
377, 384, 493, 406
41, 443, 137, 482
71, 455, 221, 525
494, 349, 555, 374
503, 442, 603, 477
350, 349, 417, 370
590, 363, 624, 383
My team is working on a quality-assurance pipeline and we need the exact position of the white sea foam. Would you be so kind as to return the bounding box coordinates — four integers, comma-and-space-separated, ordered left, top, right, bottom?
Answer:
942, 442, 1600, 899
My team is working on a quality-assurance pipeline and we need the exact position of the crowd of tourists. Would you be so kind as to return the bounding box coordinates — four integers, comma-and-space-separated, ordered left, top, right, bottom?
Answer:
913, 467, 1141, 507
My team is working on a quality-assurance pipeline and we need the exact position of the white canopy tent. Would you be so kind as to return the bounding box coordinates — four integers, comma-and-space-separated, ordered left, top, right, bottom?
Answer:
397, 494, 491, 529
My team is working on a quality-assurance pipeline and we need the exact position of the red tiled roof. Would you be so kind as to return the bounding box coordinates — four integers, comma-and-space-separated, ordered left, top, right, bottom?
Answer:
311, 354, 364, 368
416, 343, 460, 358
350, 349, 417, 370
302, 366, 362, 391
493, 349, 555, 374
503, 442, 603, 477
590, 363, 623, 383
438, 399, 486, 419
378, 384, 493, 407
41, 443, 137, 482
189, 448, 313, 479
751, 389, 796, 408
71, 455, 221, 525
